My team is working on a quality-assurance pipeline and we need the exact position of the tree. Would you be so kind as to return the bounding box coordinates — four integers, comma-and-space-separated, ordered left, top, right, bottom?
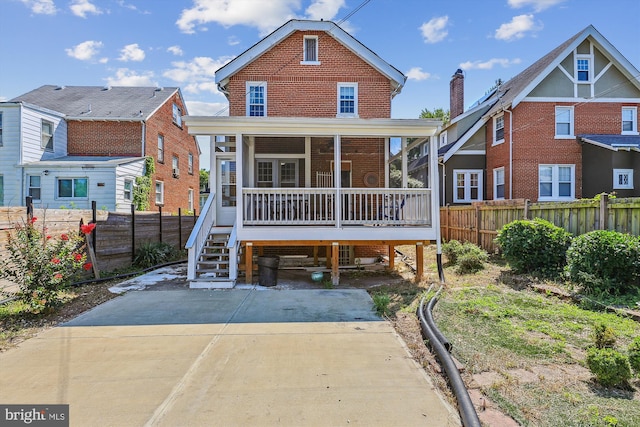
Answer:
199, 169, 210, 192
419, 107, 450, 125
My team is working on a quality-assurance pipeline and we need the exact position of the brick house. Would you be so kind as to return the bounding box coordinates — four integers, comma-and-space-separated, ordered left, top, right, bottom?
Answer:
184, 19, 442, 287
412, 25, 640, 205
0, 86, 200, 213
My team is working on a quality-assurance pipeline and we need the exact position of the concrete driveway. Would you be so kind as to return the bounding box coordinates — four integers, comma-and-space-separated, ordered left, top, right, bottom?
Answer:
0, 287, 460, 426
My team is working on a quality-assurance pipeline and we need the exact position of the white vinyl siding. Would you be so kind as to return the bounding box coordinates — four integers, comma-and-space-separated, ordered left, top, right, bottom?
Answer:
454, 170, 483, 203
555, 106, 574, 138
539, 164, 575, 201
622, 107, 638, 134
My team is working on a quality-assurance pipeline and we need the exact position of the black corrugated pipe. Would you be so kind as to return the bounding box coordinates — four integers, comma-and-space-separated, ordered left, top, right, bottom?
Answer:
417, 290, 481, 427
425, 287, 451, 352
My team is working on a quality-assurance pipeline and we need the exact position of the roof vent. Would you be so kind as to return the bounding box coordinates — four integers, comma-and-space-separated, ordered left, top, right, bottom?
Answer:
55, 85, 66, 90
102, 85, 112, 91
155, 87, 163, 91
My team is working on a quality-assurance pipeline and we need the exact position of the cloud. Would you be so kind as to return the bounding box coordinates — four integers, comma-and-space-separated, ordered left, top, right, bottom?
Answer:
162, 56, 234, 95
459, 58, 522, 70
167, 45, 184, 56
508, 0, 566, 12
495, 14, 541, 41
20, 0, 56, 15
406, 67, 432, 81
176, 0, 300, 35
305, 0, 344, 20
65, 40, 104, 61
186, 101, 229, 116
227, 35, 240, 46
419, 16, 449, 44
70, 0, 102, 18
105, 69, 157, 86
118, 44, 145, 62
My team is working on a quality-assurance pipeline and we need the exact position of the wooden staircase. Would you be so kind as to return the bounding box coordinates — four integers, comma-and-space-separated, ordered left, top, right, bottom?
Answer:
189, 227, 236, 288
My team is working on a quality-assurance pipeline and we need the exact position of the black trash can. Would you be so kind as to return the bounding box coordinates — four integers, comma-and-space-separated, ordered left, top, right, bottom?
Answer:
257, 255, 280, 287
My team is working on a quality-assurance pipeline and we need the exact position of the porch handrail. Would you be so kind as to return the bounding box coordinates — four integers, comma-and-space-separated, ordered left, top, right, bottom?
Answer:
186, 192, 216, 280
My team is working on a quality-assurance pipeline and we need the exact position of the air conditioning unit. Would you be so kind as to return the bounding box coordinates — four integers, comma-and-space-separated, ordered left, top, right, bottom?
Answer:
172, 168, 180, 178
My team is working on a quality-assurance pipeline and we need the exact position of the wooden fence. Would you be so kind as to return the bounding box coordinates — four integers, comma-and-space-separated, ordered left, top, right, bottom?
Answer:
0, 202, 197, 273
441, 196, 640, 253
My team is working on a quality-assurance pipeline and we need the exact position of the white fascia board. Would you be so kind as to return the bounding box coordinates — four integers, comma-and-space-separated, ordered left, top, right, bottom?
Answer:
215, 20, 406, 93
184, 116, 441, 138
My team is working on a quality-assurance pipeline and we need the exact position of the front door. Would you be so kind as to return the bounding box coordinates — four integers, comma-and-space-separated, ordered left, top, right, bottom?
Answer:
216, 157, 236, 226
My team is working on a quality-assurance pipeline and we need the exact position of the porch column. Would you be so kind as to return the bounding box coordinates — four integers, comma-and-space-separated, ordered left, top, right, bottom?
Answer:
305, 136, 311, 187
334, 134, 341, 228
384, 137, 390, 188
209, 135, 216, 191
236, 133, 244, 228
388, 244, 395, 269
247, 136, 255, 187
401, 137, 408, 188
331, 242, 339, 286
416, 241, 424, 281
245, 242, 253, 284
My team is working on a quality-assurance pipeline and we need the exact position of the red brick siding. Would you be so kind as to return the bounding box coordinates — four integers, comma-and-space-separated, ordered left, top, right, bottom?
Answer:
227, 30, 392, 119
487, 102, 639, 201
67, 121, 143, 156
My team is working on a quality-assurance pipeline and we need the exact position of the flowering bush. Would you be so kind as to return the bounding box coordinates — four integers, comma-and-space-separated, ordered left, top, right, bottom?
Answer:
0, 216, 93, 313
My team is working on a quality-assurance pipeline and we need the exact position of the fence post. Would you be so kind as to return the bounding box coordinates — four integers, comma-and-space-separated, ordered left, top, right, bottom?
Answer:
523, 199, 530, 220
91, 201, 97, 252
599, 193, 609, 230
25, 196, 33, 220
475, 205, 481, 247
131, 204, 136, 262
178, 208, 183, 249
159, 206, 163, 243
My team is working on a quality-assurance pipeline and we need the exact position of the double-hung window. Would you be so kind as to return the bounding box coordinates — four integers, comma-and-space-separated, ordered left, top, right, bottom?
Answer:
494, 115, 504, 144
158, 135, 165, 163
247, 82, 266, 117
539, 165, 574, 200
155, 181, 164, 205
494, 168, 505, 200
28, 175, 41, 200
439, 131, 448, 147
622, 107, 638, 134
188, 188, 194, 211
613, 169, 634, 190
188, 152, 194, 174
576, 58, 590, 82
124, 180, 133, 201
302, 36, 319, 64
57, 178, 88, 199
454, 170, 483, 203
555, 106, 574, 138
337, 83, 357, 117
172, 103, 182, 127
41, 119, 54, 152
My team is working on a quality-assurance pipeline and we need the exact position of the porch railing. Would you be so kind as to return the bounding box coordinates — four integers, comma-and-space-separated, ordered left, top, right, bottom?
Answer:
185, 192, 216, 280
243, 188, 431, 227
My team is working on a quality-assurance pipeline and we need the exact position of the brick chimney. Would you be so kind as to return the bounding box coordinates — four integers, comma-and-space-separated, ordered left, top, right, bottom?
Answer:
450, 68, 464, 120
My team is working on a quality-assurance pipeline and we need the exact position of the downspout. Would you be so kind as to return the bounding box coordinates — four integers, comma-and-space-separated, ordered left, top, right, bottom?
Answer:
141, 121, 146, 156
504, 108, 513, 199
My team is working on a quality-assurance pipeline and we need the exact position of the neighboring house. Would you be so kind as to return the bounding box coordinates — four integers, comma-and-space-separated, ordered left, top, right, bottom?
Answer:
417, 25, 640, 205
184, 19, 441, 286
0, 86, 200, 213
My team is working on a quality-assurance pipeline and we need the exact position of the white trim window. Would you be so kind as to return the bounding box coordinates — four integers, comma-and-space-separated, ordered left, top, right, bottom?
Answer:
337, 83, 358, 117
155, 181, 164, 205
124, 180, 133, 201
188, 188, 194, 211
555, 106, 574, 138
539, 164, 575, 201
493, 114, 505, 144
613, 169, 634, 190
439, 131, 448, 148
57, 178, 88, 199
188, 152, 194, 174
622, 107, 638, 135
576, 57, 591, 82
422, 142, 429, 156
41, 119, 54, 151
247, 82, 266, 117
172, 103, 182, 127
494, 167, 505, 200
158, 134, 165, 163
454, 170, 483, 203
302, 35, 319, 64
28, 175, 41, 201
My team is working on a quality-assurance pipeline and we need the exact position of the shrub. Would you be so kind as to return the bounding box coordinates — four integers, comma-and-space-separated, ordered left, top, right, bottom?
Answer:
586, 347, 631, 387
565, 230, 640, 295
628, 337, 640, 376
0, 217, 92, 313
372, 293, 391, 316
592, 322, 617, 349
133, 242, 178, 269
442, 240, 489, 274
442, 239, 463, 264
495, 218, 572, 277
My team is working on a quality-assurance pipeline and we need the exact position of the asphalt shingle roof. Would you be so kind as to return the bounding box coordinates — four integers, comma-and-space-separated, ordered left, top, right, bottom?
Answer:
9, 85, 180, 120
580, 134, 640, 150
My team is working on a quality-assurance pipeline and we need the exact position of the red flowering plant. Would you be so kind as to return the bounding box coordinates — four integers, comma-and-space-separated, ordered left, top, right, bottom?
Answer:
0, 216, 94, 313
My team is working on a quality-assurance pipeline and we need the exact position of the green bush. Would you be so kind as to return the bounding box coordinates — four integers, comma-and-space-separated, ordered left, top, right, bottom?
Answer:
628, 337, 640, 376
133, 242, 178, 269
593, 322, 617, 349
565, 230, 640, 295
496, 218, 572, 277
442, 240, 488, 274
585, 347, 631, 387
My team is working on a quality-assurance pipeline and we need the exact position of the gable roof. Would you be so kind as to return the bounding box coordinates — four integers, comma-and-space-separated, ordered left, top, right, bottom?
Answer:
215, 19, 407, 96
9, 85, 182, 121
485, 25, 640, 118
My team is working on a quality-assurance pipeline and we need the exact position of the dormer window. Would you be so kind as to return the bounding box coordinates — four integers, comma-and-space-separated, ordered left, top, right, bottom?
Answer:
576, 58, 590, 82
302, 36, 319, 64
